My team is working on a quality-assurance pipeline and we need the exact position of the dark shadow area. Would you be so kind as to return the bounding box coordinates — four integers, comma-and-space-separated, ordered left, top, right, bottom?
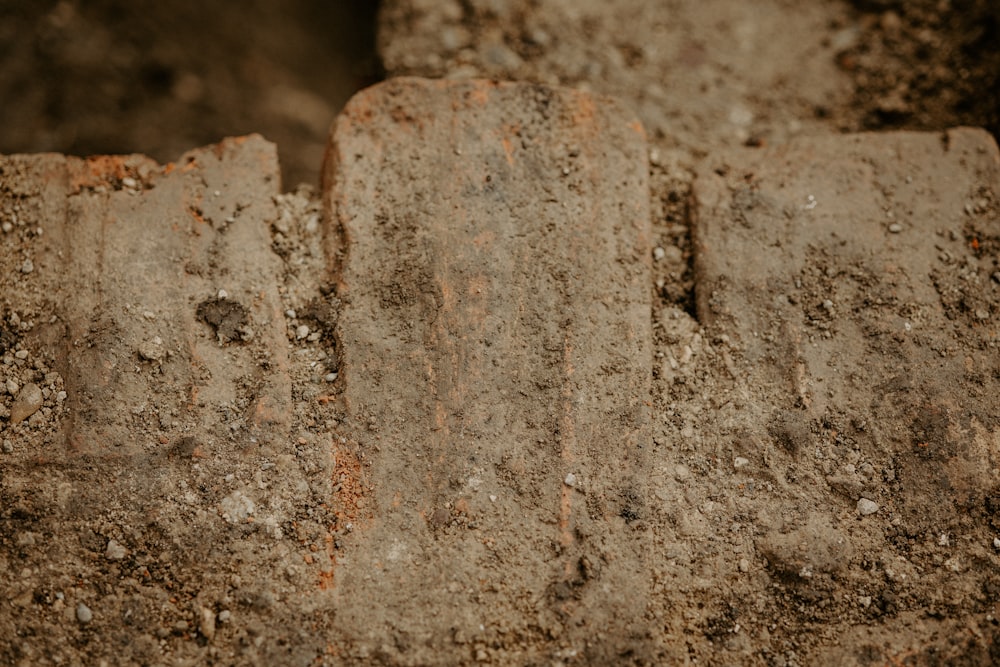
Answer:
0, 0, 382, 188
843, 0, 1000, 142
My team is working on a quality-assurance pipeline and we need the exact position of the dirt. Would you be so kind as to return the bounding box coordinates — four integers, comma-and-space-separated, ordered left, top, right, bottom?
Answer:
2, 0, 1000, 665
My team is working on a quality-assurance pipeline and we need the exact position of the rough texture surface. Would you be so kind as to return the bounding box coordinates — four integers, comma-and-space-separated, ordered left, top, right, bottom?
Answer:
0, 137, 344, 665
692, 127, 1000, 664
2, 6, 1000, 658
324, 77, 654, 663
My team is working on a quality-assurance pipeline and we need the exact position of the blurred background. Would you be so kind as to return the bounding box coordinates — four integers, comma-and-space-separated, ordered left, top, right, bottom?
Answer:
0, 1, 997, 190
0, 1, 381, 188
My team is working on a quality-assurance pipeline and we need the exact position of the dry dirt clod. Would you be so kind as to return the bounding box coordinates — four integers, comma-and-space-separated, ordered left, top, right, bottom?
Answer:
137, 336, 165, 362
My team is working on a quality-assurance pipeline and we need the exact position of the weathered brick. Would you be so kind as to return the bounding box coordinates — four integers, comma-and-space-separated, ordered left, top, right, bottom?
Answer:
324, 78, 654, 661
694, 128, 1000, 527
0, 135, 291, 459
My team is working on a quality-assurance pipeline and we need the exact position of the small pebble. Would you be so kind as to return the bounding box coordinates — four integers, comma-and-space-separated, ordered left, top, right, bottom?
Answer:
10, 383, 43, 424
20, 259, 33, 274
738, 558, 750, 573
652, 246, 666, 261
564, 473, 577, 488
857, 498, 879, 516
217, 289, 228, 299
324, 372, 338, 382
993, 537, 1000, 550
199, 606, 216, 640
733, 456, 750, 469
296, 325, 310, 340
2, 439, 12, 453
888, 223, 902, 233
6, 379, 19, 395
1, 221, 12, 233
76, 603, 93, 624
137, 337, 165, 362
14, 349, 28, 360
285, 309, 297, 319
217, 610, 232, 623
121, 177, 137, 189
105, 539, 128, 561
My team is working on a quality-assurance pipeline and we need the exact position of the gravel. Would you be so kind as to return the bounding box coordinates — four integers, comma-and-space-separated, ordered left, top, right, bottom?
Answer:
10, 383, 43, 424
137, 337, 166, 362
105, 539, 128, 561
76, 603, 93, 624
857, 498, 879, 516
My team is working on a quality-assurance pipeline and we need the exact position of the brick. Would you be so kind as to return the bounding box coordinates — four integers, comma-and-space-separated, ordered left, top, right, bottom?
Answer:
693, 128, 1000, 527
324, 78, 654, 661
0, 135, 291, 459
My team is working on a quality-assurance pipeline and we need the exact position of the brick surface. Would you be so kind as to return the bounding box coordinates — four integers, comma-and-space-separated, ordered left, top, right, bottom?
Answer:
1, 136, 291, 459
693, 128, 1000, 528
0, 137, 340, 665
324, 78, 654, 661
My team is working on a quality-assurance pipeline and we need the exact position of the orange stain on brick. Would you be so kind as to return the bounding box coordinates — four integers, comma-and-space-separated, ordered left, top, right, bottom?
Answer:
501, 136, 515, 167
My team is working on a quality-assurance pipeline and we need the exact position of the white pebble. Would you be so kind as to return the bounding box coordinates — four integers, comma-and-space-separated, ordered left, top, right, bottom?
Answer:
105, 539, 128, 561
564, 473, 577, 487
6, 379, 19, 395
733, 456, 750, 469
20, 259, 33, 274
324, 372, 338, 382
76, 603, 93, 624
296, 325, 310, 340
653, 247, 666, 261
888, 223, 902, 233
857, 498, 879, 516
14, 349, 28, 360
1, 221, 12, 233
285, 309, 297, 319
217, 289, 229, 299
121, 177, 137, 189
